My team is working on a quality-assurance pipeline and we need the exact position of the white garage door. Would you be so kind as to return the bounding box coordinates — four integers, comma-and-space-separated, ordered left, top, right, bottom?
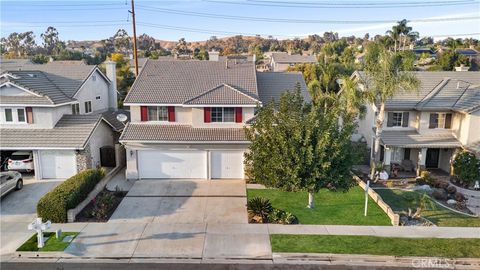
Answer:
39, 150, 77, 179
138, 150, 207, 179
211, 151, 244, 179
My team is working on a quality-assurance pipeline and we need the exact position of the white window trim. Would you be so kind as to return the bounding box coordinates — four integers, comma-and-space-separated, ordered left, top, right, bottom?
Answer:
1, 107, 27, 124
211, 107, 235, 123
84, 101, 92, 114
391, 111, 404, 128
432, 113, 449, 129
147, 106, 169, 122
72, 103, 80, 115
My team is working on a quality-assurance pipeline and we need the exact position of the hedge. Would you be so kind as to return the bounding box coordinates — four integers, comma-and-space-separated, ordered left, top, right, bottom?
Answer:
37, 168, 105, 223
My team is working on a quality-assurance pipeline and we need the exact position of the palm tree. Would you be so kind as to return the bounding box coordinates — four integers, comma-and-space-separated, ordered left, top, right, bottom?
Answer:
363, 44, 420, 180
386, 26, 400, 52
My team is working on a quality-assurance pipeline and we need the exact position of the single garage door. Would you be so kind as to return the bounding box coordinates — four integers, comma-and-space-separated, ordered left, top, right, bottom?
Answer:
211, 150, 244, 179
39, 150, 77, 179
138, 150, 207, 179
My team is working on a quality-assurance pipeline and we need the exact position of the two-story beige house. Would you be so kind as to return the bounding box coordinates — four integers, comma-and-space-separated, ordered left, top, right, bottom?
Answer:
269, 52, 317, 72
120, 59, 308, 180
0, 59, 124, 180
354, 71, 480, 175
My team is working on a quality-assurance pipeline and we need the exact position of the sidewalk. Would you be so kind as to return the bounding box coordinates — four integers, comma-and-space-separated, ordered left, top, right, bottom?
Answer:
267, 224, 480, 238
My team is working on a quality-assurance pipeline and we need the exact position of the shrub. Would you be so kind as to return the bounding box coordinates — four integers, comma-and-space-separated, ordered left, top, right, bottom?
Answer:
452, 150, 480, 184
432, 188, 448, 201
247, 197, 273, 223
446, 185, 457, 194
37, 168, 105, 223
283, 212, 299, 224
420, 171, 436, 186
415, 177, 426, 186
454, 192, 466, 202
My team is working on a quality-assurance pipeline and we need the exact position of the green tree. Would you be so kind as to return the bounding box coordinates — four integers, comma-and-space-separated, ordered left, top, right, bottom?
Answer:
245, 86, 356, 208
41, 26, 62, 55
452, 150, 480, 184
112, 29, 130, 53
362, 43, 420, 179
438, 51, 470, 71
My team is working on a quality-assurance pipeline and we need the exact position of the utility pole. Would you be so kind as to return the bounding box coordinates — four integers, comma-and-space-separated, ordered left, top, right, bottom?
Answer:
129, 0, 139, 77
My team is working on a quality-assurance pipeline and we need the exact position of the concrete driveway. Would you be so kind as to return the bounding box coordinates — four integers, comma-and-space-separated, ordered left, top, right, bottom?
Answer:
65, 179, 271, 259
0, 177, 63, 255
109, 179, 248, 224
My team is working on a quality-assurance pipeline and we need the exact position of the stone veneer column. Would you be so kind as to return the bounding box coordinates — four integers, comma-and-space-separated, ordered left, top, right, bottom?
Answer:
76, 143, 92, 172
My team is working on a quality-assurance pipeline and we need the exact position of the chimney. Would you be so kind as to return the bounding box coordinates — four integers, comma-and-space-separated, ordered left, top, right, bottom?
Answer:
105, 60, 118, 110
209, 51, 220, 61
455, 64, 470, 72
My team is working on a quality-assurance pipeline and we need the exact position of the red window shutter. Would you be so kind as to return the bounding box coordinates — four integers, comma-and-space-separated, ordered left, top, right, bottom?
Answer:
204, 107, 211, 123
26, 107, 34, 124
235, 107, 242, 123
140, 106, 148, 121
168, 106, 175, 122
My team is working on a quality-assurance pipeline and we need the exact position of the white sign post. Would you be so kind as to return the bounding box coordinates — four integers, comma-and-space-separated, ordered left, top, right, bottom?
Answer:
27, 218, 51, 248
364, 180, 370, 217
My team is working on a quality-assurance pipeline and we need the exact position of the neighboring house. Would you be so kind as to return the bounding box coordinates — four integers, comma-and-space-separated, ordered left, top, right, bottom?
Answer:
120, 58, 309, 180
354, 71, 480, 174
455, 47, 480, 62
0, 60, 125, 180
270, 52, 317, 72
129, 57, 149, 74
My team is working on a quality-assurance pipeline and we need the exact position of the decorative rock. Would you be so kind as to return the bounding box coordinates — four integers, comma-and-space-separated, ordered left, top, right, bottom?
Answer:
413, 185, 432, 193
446, 185, 457, 194
455, 192, 465, 202
447, 199, 456, 205
432, 188, 448, 200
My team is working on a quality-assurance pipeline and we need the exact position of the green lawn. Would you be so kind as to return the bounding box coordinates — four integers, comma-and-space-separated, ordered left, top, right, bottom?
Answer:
271, 234, 480, 258
16, 232, 78, 252
375, 189, 480, 227
247, 187, 391, 225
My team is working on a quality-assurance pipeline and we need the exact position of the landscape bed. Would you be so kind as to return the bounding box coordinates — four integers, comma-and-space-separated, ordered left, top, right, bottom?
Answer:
16, 232, 79, 252
247, 186, 391, 225
271, 234, 480, 258
375, 189, 480, 227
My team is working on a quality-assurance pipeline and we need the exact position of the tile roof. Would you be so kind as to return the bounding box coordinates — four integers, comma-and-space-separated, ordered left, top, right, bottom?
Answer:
0, 114, 104, 149
184, 84, 260, 105
355, 71, 480, 112
271, 52, 317, 63
101, 109, 130, 131
380, 130, 461, 148
256, 72, 310, 104
455, 48, 479, 56
120, 124, 248, 142
124, 60, 259, 104
1, 60, 101, 105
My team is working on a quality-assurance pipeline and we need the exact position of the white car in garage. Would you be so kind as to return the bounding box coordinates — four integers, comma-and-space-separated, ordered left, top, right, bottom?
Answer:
7, 151, 34, 172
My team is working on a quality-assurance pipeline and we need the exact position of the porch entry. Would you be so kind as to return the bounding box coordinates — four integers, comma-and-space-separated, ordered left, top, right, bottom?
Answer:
425, 149, 439, 168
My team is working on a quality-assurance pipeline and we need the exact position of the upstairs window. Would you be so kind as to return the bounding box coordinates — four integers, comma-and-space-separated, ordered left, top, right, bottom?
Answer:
72, 104, 80, 114
84, 101, 92, 114
148, 106, 168, 121
429, 113, 452, 129
4, 108, 13, 122
387, 112, 409, 127
17, 108, 25, 122
211, 107, 235, 123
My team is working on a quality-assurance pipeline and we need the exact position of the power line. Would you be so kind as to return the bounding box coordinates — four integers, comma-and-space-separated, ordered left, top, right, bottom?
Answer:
204, 0, 479, 8
137, 5, 479, 24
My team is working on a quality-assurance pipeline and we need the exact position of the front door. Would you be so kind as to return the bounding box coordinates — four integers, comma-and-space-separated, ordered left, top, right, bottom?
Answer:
425, 149, 439, 168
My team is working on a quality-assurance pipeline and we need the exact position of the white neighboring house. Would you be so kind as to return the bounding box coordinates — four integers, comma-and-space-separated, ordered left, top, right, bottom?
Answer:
269, 52, 317, 72
0, 59, 126, 180
120, 58, 309, 180
354, 71, 480, 174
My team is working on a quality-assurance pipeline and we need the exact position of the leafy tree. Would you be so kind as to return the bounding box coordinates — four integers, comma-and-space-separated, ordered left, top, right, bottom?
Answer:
452, 150, 480, 184
174, 37, 190, 56
41, 26, 62, 55
113, 29, 130, 53
31, 54, 49, 64
245, 86, 356, 208
193, 47, 208, 60
137, 33, 156, 51
438, 51, 469, 70
1, 31, 37, 58
362, 43, 420, 179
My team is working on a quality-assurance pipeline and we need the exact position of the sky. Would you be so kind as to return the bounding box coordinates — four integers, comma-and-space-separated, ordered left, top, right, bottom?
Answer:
1, 0, 480, 43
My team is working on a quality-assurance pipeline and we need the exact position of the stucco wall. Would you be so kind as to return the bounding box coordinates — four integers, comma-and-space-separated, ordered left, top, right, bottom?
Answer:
356, 104, 376, 148
88, 121, 115, 168
74, 70, 110, 114
0, 104, 71, 129
438, 148, 453, 173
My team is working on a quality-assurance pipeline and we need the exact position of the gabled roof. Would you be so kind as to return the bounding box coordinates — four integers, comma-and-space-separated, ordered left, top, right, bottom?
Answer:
184, 84, 260, 105
256, 72, 310, 104
271, 52, 317, 64
119, 124, 248, 143
354, 71, 480, 113
124, 59, 259, 105
0, 60, 107, 105
455, 48, 479, 56
0, 114, 106, 150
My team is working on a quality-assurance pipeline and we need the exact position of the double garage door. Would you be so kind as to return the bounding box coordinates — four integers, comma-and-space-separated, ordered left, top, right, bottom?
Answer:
39, 150, 77, 179
137, 150, 244, 179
